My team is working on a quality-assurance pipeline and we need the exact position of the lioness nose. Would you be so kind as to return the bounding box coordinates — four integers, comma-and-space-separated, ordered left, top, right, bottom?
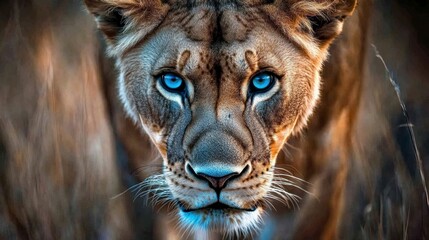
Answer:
186, 163, 249, 193
197, 172, 239, 190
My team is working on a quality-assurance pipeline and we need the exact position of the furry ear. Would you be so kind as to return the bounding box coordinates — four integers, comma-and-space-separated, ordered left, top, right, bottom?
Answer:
286, 0, 357, 44
84, 0, 170, 55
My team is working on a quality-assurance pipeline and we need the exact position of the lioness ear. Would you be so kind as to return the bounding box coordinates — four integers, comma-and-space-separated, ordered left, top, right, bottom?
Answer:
278, 0, 357, 45
84, 0, 170, 55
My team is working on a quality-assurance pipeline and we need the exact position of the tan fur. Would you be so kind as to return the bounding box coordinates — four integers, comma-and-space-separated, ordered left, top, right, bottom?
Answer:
0, 1, 131, 238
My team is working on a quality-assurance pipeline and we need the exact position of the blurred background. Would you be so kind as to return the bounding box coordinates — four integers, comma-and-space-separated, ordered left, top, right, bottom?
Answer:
0, 0, 428, 239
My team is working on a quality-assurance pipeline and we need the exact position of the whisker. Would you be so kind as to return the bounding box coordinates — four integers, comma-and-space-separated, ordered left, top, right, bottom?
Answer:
270, 180, 311, 196
110, 181, 146, 200
271, 172, 311, 185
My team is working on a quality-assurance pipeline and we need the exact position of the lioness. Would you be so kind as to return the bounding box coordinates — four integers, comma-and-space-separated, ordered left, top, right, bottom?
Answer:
84, 0, 368, 238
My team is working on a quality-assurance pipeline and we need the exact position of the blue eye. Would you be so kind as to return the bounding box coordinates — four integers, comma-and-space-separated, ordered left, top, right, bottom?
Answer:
160, 73, 185, 92
249, 72, 275, 93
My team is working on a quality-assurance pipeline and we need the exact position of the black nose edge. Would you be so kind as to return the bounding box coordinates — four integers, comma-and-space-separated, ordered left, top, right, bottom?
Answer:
197, 172, 239, 190
186, 164, 250, 193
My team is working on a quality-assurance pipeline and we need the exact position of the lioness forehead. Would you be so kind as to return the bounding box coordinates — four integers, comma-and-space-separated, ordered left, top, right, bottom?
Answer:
132, 6, 298, 78
164, 7, 257, 43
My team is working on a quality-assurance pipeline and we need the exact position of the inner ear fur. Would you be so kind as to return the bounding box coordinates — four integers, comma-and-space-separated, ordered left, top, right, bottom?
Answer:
84, 0, 170, 53
281, 0, 358, 43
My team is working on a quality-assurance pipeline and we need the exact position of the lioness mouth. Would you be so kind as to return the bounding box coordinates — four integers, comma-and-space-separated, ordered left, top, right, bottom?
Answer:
180, 201, 257, 212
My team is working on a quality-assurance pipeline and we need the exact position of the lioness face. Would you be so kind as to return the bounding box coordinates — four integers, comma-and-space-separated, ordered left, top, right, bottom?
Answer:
85, 0, 357, 235
120, 10, 321, 233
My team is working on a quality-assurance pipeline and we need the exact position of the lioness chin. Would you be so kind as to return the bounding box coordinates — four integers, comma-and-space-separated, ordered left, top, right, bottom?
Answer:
85, 0, 358, 236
